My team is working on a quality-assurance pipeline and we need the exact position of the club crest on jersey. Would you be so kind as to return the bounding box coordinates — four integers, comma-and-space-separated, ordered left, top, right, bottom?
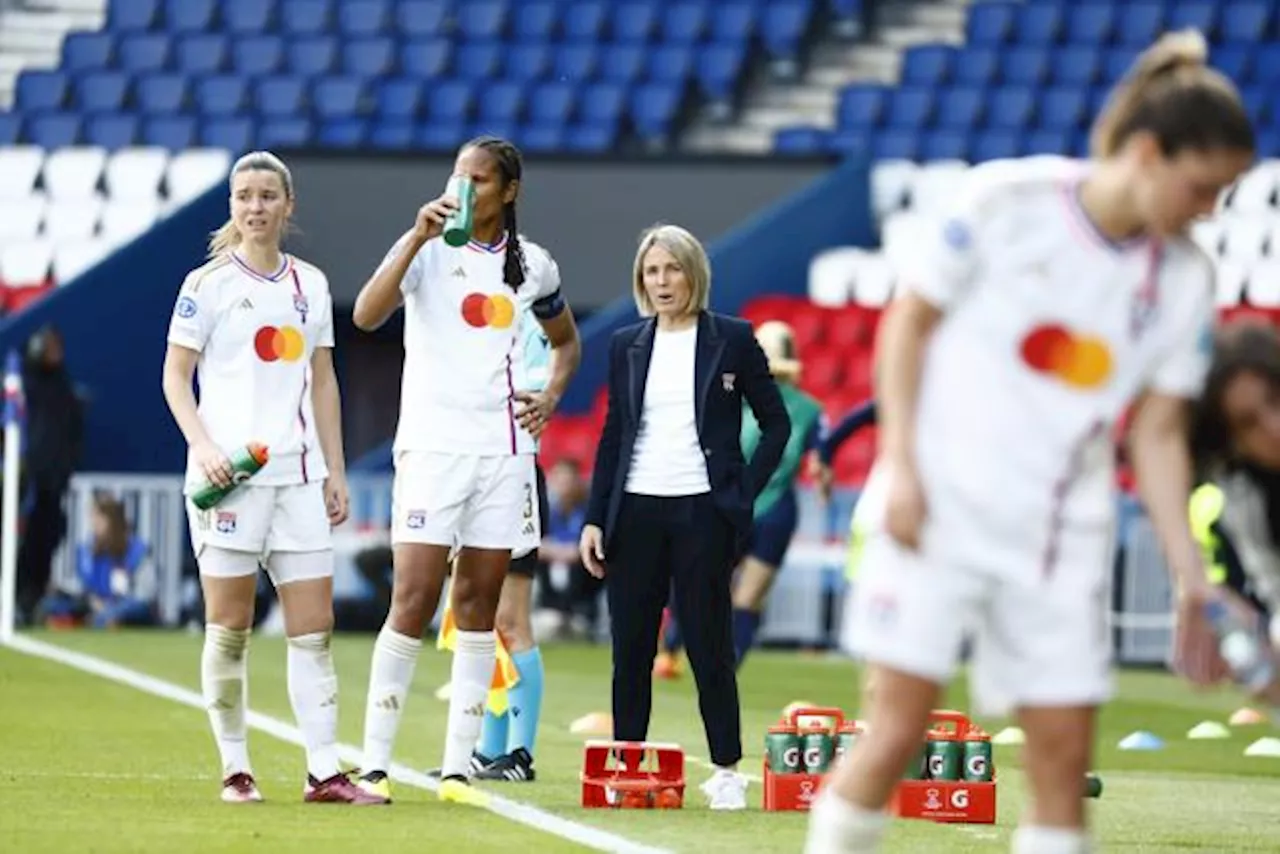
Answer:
722, 372, 736, 392
215, 511, 237, 534
406, 510, 426, 529
175, 296, 198, 319
293, 294, 309, 315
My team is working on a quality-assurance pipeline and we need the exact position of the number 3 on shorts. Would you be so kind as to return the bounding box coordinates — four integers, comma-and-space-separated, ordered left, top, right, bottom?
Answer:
523, 482, 534, 521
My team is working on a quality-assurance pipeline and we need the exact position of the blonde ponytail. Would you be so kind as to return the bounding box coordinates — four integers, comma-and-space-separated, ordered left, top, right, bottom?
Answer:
1088, 29, 1250, 159
206, 150, 297, 260
206, 218, 242, 258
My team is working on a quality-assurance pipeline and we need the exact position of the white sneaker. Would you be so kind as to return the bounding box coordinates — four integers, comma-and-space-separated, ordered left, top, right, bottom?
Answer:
700, 768, 748, 810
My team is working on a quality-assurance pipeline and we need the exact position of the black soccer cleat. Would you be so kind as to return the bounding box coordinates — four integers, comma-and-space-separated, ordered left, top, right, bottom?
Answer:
473, 748, 536, 782
425, 750, 491, 779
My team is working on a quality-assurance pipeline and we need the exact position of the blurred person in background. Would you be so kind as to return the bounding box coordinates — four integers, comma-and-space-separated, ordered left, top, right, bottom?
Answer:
655, 319, 825, 676
15, 324, 83, 626
39, 492, 155, 629
580, 224, 790, 810
531, 458, 597, 640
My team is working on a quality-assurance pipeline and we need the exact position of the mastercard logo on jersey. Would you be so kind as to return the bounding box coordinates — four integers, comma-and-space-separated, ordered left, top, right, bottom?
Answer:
1020, 324, 1113, 390
461, 293, 515, 329
254, 325, 305, 362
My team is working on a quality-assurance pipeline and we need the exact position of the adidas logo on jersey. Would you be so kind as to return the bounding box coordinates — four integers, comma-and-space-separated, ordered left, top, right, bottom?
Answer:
240, 298, 254, 310
452, 266, 466, 278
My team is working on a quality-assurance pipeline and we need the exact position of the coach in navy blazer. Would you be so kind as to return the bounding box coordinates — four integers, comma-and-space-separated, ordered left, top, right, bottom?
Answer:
579, 224, 789, 807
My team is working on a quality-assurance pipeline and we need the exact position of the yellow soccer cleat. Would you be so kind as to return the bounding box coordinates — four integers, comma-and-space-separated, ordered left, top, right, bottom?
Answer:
355, 771, 392, 804
438, 777, 491, 807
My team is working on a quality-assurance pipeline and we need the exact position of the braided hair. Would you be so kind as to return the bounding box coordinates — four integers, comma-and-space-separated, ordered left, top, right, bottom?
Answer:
464, 135, 527, 291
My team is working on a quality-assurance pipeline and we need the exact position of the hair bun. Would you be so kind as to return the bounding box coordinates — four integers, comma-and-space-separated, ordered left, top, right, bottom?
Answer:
1145, 29, 1209, 75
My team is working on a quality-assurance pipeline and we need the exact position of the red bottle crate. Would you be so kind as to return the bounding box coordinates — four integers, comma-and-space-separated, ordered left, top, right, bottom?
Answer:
580, 740, 685, 809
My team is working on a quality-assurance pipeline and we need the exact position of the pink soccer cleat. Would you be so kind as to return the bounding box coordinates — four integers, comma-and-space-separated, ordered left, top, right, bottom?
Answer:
221, 772, 263, 803
304, 772, 389, 805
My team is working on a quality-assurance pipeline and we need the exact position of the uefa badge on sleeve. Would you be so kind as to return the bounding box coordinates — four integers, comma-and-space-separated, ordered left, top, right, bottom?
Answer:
942, 219, 971, 252
176, 296, 198, 319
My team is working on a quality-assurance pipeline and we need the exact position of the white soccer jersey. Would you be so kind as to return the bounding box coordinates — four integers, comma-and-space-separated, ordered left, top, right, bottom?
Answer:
867, 156, 1216, 571
384, 233, 564, 456
167, 252, 334, 488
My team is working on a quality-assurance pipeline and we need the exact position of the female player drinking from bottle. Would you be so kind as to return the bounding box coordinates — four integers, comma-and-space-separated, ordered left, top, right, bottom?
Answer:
350, 136, 580, 805
805, 32, 1253, 854
163, 151, 377, 804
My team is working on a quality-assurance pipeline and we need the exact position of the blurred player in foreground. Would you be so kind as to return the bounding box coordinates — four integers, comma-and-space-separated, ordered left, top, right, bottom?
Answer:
805, 32, 1254, 854
350, 137, 580, 805
163, 152, 376, 804
654, 320, 825, 675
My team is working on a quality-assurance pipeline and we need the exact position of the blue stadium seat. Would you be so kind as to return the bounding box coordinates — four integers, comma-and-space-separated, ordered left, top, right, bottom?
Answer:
164, 0, 216, 34
1066, 4, 1114, 45
280, 0, 334, 36
528, 81, 576, 126
554, 44, 599, 82
477, 80, 525, 124
761, 1, 812, 60
1213, 45, 1253, 84
600, 44, 645, 84
108, 0, 158, 31
143, 115, 196, 150
254, 76, 307, 118
416, 121, 465, 151
564, 2, 608, 43
471, 120, 518, 143
1254, 44, 1280, 84
647, 45, 694, 85
919, 129, 968, 162
885, 88, 933, 129
75, 71, 130, 112
986, 87, 1035, 130
1165, 2, 1217, 39
970, 129, 1021, 163
458, 1, 508, 41
288, 37, 339, 76
343, 37, 396, 78
872, 128, 917, 161
612, 2, 659, 43
952, 47, 999, 87
397, 0, 447, 38
1015, 4, 1062, 44
935, 87, 983, 130
313, 76, 364, 120
712, 1, 757, 43
505, 44, 551, 81
62, 32, 114, 74
1221, 2, 1272, 45
85, 113, 138, 150
579, 82, 626, 127
201, 117, 254, 152
175, 34, 227, 75
564, 123, 616, 153
1038, 87, 1088, 130
428, 80, 474, 122
520, 123, 565, 152
965, 2, 1015, 46
0, 113, 21, 146
1240, 85, 1268, 128
1023, 128, 1073, 157
16, 71, 68, 112
135, 73, 187, 113
512, 2, 556, 41
117, 33, 169, 73
338, 0, 391, 37
233, 35, 285, 77
1114, 3, 1164, 47
455, 43, 502, 80
369, 120, 413, 149
28, 113, 81, 148
317, 118, 367, 147
900, 45, 953, 86
828, 129, 871, 158
695, 43, 745, 102
1051, 46, 1101, 87
1101, 47, 1139, 85
774, 127, 829, 156
196, 75, 248, 116
377, 78, 421, 120
630, 81, 682, 138
401, 38, 450, 79
836, 84, 886, 129
999, 46, 1049, 87
224, 0, 276, 35
664, 2, 708, 44
258, 118, 313, 148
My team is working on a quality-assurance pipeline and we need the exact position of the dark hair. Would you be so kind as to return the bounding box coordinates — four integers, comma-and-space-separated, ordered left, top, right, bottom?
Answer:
1190, 318, 1280, 474
1090, 30, 1254, 159
462, 135, 526, 291
92, 492, 130, 563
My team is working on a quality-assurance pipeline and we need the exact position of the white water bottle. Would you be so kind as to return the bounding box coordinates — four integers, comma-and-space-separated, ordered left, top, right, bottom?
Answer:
1204, 600, 1275, 692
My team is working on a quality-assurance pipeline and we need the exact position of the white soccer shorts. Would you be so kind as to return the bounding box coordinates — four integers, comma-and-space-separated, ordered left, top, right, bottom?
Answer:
391, 451, 540, 553
187, 482, 333, 572
841, 527, 1114, 716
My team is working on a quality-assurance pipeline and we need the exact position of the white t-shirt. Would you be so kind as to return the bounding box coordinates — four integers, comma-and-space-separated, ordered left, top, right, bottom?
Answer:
167, 252, 334, 488
861, 156, 1215, 566
626, 325, 711, 496
384, 232, 564, 456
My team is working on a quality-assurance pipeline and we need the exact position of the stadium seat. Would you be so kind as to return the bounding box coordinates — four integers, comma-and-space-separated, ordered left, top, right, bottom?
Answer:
174, 34, 228, 75
511, 2, 555, 41
580, 82, 625, 127
416, 121, 466, 151
16, 71, 68, 112
143, 115, 197, 151
952, 47, 999, 88
663, 3, 708, 44
1066, 4, 1114, 44
428, 80, 474, 123
0, 240, 54, 288
317, 118, 367, 148
935, 87, 983, 131
61, 32, 113, 74
338, 0, 392, 38
343, 37, 396, 78
233, 36, 285, 77
74, 72, 130, 113
712, 1, 757, 43
965, 2, 1015, 46
289, 37, 340, 77
630, 82, 682, 139
1221, 3, 1272, 44
104, 147, 169, 202
647, 45, 694, 85
1114, 3, 1164, 47
920, 130, 968, 162
223, 0, 276, 35
1051, 46, 1101, 88
458, 1, 508, 40
117, 34, 170, 74
0, 197, 44, 243
900, 45, 953, 87
108, 0, 159, 32
253, 76, 307, 119
506, 44, 551, 82
200, 117, 255, 152
563, 123, 615, 152
1000, 47, 1050, 87
53, 239, 111, 284
0, 148, 42, 202
43, 147, 107, 200
280, 0, 333, 37
612, 2, 659, 44
400, 38, 450, 80
85, 114, 140, 151
166, 148, 232, 204
774, 127, 829, 156
165, 0, 217, 33
44, 197, 103, 241
368, 120, 414, 149
101, 199, 160, 247
455, 43, 503, 81
1165, 2, 1217, 38
695, 44, 745, 103
760, 1, 812, 61
478, 81, 525, 125
196, 75, 248, 117
0, 114, 19, 146
528, 82, 576, 126
886, 88, 932, 130
28, 114, 82, 150
554, 44, 598, 82
376, 78, 422, 120
313, 76, 365, 120
258, 118, 313, 149
600, 44, 645, 84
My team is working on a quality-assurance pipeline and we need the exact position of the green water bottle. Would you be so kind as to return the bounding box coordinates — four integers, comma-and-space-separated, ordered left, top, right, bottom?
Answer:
903, 742, 929, 780
926, 734, 962, 781
442, 174, 475, 247
962, 735, 993, 782
191, 442, 269, 510
834, 722, 859, 762
765, 723, 802, 774
801, 726, 834, 774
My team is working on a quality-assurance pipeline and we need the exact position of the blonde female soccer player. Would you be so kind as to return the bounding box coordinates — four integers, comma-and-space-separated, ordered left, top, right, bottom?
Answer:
351, 136, 580, 805
163, 152, 379, 804
805, 32, 1254, 854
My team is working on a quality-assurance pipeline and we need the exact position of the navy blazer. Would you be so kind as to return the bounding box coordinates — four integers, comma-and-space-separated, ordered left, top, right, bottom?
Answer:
585, 311, 791, 556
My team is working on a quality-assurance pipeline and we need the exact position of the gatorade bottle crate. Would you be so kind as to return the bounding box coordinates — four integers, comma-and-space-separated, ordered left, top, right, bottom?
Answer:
581, 740, 685, 809
761, 705, 850, 811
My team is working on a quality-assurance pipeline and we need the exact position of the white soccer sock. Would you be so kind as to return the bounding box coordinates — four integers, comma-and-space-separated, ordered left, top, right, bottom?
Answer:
1012, 826, 1090, 854
201, 624, 252, 777
360, 626, 422, 775
440, 630, 496, 779
803, 789, 889, 854
287, 631, 341, 781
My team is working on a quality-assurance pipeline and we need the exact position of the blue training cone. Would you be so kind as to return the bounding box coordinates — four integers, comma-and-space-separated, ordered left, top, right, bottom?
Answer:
1118, 731, 1164, 751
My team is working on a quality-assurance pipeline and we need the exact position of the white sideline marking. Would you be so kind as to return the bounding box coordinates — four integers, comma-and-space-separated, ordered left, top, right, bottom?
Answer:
4, 634, 672, 854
